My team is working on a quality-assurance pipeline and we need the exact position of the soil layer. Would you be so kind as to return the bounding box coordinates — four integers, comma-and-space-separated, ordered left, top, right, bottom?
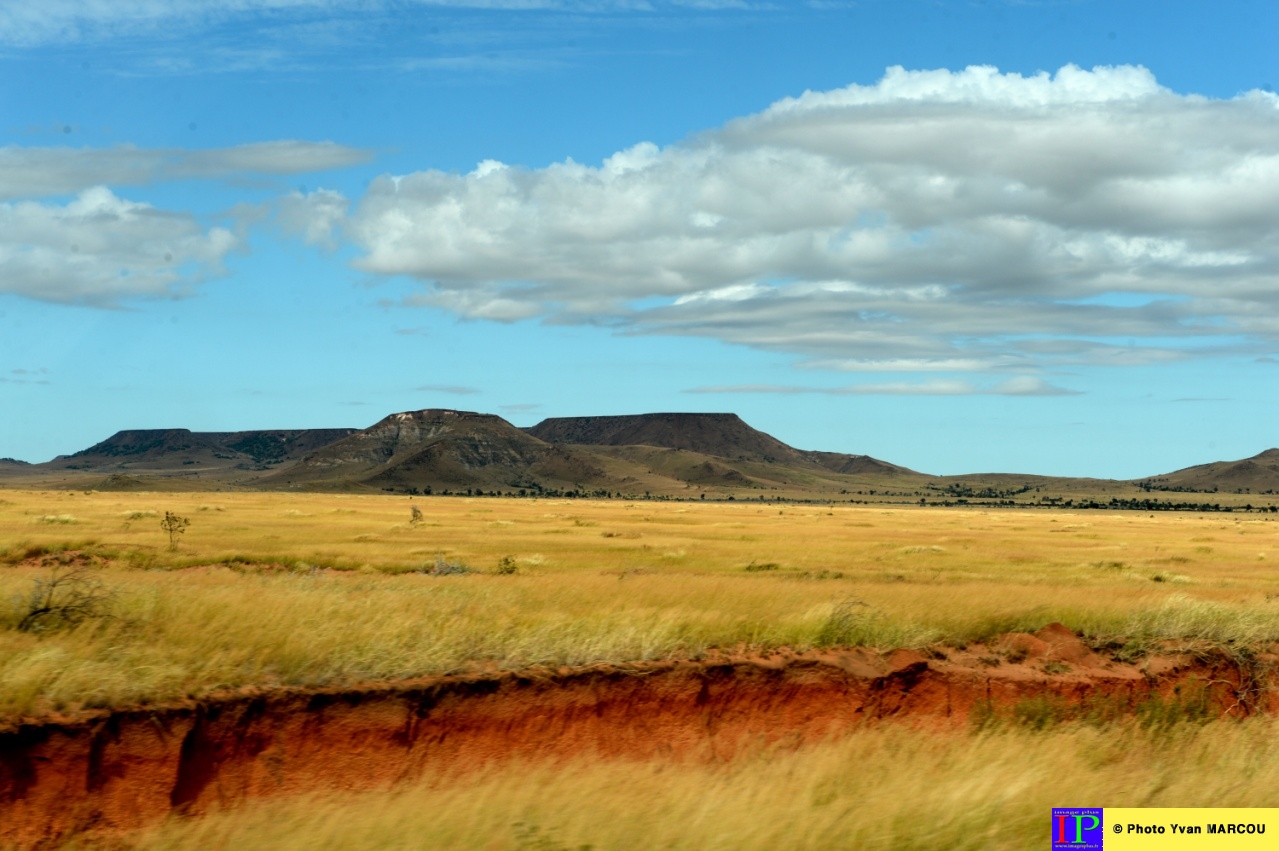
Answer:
2, 625, 1274, 848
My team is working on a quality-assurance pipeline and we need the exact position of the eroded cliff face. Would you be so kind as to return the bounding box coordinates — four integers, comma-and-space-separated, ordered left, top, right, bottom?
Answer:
2, 634, 1270, 848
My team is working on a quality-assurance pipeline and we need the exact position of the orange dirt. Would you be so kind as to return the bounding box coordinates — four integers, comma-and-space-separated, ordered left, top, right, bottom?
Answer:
2, 624, 1275, 848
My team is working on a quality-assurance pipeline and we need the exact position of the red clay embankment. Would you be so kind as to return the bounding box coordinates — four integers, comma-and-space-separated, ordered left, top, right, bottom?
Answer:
2, 625, 1274, 848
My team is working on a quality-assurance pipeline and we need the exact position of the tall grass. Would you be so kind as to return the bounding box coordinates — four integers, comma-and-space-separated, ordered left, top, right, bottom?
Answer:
3, 491, 1279, 716
6, 567, 1279, 718
101, 718, 1279, 851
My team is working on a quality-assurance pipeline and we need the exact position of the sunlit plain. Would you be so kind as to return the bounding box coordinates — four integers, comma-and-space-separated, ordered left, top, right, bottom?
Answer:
3, 490, 1279, 718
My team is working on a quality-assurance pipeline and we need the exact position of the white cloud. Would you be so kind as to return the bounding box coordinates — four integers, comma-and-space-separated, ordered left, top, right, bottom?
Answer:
990, 376, 1080, 397
0, 141, 372, 200
0, 141, 370, 305
277, 188, 348, 248
0, 187, 239, 304
0, 1, 737, 47
314, 64, 1279, 371
686, 377, 1080, 396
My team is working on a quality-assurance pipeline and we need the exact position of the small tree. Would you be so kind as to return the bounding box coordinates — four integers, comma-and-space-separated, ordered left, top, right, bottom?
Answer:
161, 511, 190, 551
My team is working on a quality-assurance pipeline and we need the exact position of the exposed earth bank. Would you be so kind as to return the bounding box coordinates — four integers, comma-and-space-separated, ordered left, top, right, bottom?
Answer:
2, 624, 1275, 848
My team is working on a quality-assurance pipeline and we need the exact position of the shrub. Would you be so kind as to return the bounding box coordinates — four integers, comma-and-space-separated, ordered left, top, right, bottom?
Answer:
13, 564, 116, 633
424, 555, 472, 576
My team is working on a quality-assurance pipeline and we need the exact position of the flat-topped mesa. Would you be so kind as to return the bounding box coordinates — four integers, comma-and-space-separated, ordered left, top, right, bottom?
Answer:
72, 428, 202, 459
525, 413, 807, 464
59, 428, 358, 467
525, 412, 917, 476
275, 409, 603, 490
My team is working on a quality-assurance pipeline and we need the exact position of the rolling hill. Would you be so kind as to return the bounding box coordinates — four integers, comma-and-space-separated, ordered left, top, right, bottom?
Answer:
1138, 448, 1279, 494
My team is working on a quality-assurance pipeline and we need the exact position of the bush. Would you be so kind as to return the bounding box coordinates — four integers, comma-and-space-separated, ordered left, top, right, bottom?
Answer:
13, 564, 116, 633
424, 555, 472, 576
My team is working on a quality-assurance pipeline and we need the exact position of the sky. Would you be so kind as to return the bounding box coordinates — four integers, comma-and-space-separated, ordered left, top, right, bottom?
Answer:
1, 0, 1276, 478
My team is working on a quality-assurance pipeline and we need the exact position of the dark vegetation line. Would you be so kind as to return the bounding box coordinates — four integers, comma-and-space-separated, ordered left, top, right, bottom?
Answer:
380, 485, 1279, 513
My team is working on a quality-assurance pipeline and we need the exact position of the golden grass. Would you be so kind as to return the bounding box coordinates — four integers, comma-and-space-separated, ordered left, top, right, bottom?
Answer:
2, 491, 1279, 716
98, 717, 1279, 851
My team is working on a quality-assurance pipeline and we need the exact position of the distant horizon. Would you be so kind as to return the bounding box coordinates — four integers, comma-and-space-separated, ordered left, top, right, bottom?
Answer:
2, 1, 1275, 480
5, 405, 1274, 483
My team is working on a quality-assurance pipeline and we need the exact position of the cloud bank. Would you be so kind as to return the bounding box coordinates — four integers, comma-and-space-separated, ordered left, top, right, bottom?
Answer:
311, 64, 1279, 372
0, 141, 371, 200
0, 141, 368, 303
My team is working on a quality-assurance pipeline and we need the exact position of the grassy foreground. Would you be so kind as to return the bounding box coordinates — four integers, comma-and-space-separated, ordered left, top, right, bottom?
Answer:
2, 490, 1279, 717
86, 718, 1279, 851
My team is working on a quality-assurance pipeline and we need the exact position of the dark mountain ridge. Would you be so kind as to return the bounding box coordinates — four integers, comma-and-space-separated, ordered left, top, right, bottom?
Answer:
1, 409, 1276, 504
526, 413, 918, 476
65, 428, 358, 466
526, 413, 802, 462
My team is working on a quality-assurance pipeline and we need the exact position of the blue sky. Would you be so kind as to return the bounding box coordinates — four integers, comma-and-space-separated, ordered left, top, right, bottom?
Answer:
1, 0, 1276, 478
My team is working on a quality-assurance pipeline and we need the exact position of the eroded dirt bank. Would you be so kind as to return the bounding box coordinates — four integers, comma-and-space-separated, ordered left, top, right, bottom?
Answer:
2, 624, 1275, 848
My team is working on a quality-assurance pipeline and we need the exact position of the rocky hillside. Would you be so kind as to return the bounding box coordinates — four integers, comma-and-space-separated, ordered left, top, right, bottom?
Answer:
267, 409, 605, 491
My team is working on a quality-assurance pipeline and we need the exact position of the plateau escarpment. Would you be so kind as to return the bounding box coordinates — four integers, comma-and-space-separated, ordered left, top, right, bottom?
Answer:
1, 408, 1276, 505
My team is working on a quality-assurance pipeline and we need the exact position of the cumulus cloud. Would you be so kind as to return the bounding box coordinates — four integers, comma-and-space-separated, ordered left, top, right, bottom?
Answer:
0, 141, 371, 200
0, 141, 370, 304
0, 187, 239, 304
309, 64, 1279, 373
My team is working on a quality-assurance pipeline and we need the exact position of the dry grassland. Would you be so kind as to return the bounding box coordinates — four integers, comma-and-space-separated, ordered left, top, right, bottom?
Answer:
2, 490, 1279, 717
95, 717, 1279, 850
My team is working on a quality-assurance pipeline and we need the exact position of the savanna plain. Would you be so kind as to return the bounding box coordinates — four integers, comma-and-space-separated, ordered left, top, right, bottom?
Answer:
4, 489, 1279, 849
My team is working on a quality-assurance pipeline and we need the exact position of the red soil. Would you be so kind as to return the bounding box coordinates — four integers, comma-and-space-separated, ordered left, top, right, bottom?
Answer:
2, 624, 1274, 848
